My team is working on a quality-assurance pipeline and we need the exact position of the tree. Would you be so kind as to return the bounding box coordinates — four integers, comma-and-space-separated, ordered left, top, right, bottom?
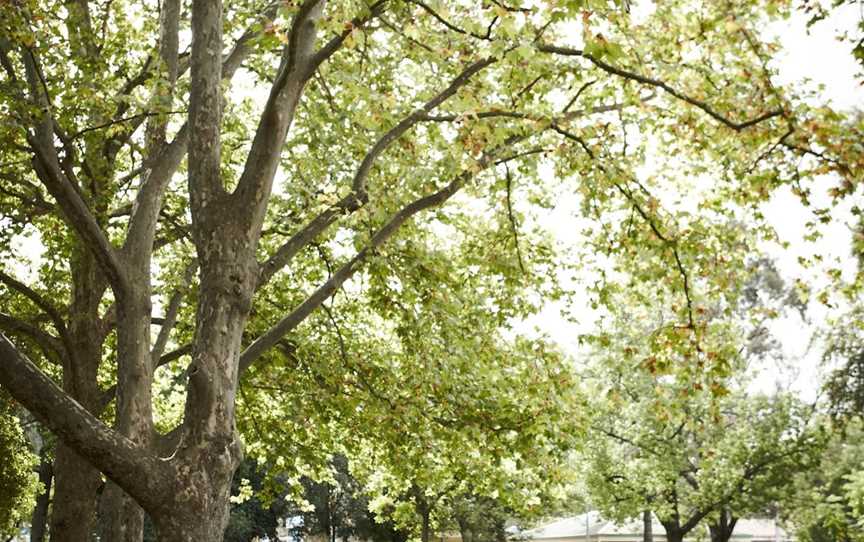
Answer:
581, 383, 821, 542
785, 418, 864, 542
447, 494, 513, 542
578, 255, 822, 542
0, 0, 858, 540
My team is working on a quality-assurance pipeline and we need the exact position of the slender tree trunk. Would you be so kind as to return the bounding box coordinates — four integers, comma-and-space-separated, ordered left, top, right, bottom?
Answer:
100, 287, 154, 542
29, 455, 52, 542
50, 247, 106, 542
101, 0, 180, 534
643, 510, 653, 542
100, 481, 146, 542
49, 418, 101, 541
421, 508, 431, 542
457, 517, 471, 542
494, 517, 507, 542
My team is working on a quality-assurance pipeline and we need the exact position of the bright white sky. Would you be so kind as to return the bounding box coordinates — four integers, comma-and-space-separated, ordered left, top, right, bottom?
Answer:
527, 3, 863, 402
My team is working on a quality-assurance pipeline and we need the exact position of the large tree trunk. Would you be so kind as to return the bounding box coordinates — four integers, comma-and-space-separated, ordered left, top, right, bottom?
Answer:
660, 521, 686, 542
0, 1, 326, 541
29, 454, 52, 542
150, 451, 239, 542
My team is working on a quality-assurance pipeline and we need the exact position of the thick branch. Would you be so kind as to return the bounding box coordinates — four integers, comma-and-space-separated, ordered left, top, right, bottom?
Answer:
0, 313, 63, 364
20, 46, 129, 296
230, 1, 388, 235
0, 334, 171, 513
187, 0, 226, 210
145, 0, 181, 150
124, 11, 275, 260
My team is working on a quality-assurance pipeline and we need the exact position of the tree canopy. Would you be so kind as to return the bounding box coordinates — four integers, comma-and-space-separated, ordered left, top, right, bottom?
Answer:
0, 0, 861, 540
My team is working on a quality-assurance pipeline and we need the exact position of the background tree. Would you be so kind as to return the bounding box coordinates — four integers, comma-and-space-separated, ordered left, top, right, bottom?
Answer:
577, 249, 823, 542
581, 383, 821, 542
447, 494, 513, 542
784, 418, 864, 542
282, 455, 410, 542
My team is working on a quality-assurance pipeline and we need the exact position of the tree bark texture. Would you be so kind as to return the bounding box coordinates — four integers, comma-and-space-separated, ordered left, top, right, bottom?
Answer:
49, 247, 107, 542
29, 454, 52, 542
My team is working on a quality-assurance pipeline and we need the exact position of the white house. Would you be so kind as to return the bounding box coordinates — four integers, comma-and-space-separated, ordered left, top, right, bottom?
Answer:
521, 512, 793, 542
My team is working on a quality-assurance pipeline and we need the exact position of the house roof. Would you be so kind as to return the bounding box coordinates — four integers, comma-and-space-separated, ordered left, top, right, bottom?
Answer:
522, 513, 792, 541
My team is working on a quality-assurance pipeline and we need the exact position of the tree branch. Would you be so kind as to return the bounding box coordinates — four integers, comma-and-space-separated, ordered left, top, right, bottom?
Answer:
538, 44, 783, 131
408, 0, 496, 41
187, 0, 227, 212
239, 134, 530, 372
503, 162, 526, 275
551, 124, 698, 336
0, 271, 69, 347
0, 313, 64, 364
150, 260, 197, 367
0, 334, 171, 513
257, 55, 496, 286
230, 1, 388, 236
19, 45, 129, 296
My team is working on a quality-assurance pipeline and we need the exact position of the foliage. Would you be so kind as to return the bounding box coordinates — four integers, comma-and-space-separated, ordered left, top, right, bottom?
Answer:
223, 459, 290, 542
0, 394, 40, 538
284, 455, 409, 542
785, 418, 864, 542
446, 494, 512, 542
803, 0, 864, 79
576, 254, 824, 537
0, 0, 860, 537
580, 374, 822, 534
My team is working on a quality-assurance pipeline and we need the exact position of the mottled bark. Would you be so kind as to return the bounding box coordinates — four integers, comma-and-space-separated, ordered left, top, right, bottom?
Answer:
101, 278, 154, 542
0, 2, 426, 540
49, 247, 106, 542
50, 445, 102, 541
